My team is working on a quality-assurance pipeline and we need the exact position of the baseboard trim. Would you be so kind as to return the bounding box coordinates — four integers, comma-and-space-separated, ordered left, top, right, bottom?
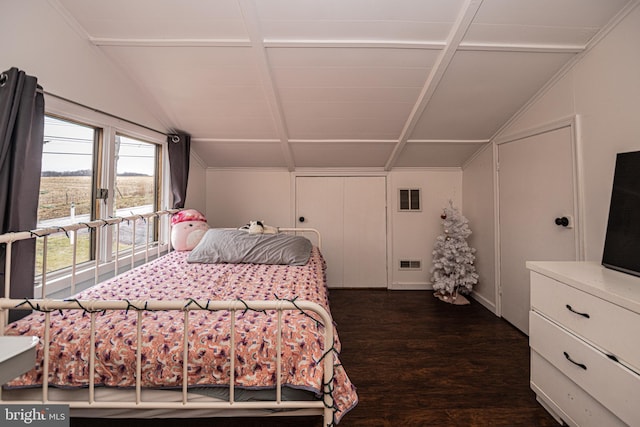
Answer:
470, 291, 497, 314
388, 282, 432, 290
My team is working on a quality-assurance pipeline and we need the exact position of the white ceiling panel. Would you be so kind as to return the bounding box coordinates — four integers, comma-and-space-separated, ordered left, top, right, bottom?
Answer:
394, 142, 487, 168
291, 141, 396, 168
278, 86, 422, 105
49, 0, 636, 169
269, 47, 434, 139
255, 0, 464, 22
255, 0, 464, 42
58, 0, 247, 40
101, 45, 277, 139
464, 0, 630, 46
473, 0, 629, 28
192, 140, 287, 168
271, 64, 430, 88
286, 116, 407, 140
410, 50, 575, 140
267, 47, 440, 68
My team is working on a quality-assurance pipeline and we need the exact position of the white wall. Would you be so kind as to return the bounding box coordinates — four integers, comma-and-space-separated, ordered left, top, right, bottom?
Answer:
499, 5, 640, 262
184, 153, 207, 215
462, 5, 640, 313
203, 168, 464, 288
462, 145, 496, 311
389, 169, 463, 289
205, 169, 292, 228
1, 0, 166, 133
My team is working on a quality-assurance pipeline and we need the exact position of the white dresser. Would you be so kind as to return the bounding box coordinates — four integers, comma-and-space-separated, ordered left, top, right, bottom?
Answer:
527, 261, 640, 427
0, 336, 38, 385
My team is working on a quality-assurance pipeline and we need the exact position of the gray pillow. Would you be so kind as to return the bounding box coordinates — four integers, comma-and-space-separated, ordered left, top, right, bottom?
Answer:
187, 229, 312, 266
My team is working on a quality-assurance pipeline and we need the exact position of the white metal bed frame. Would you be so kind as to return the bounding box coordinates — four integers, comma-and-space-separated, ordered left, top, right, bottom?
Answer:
0, 210, 335, 426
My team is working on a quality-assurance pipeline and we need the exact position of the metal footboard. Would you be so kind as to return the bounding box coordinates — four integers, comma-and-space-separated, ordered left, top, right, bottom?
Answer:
0, 298, 335, 425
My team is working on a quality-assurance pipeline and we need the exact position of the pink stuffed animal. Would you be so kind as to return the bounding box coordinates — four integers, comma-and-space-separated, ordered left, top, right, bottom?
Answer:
171, 209, 209, 251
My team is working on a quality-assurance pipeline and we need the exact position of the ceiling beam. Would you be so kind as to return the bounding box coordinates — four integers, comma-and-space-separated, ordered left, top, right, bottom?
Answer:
457, 42, 584, 54
263, 40, 445, 49
89, 37, 584, 54
407, 139, 490, 144
384, 0, 484, 171
238, 0, 295, 172
90, 38, 252, 47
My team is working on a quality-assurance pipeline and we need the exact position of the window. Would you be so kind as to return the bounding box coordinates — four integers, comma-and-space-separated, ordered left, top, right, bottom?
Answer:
37, 116, 97, 274
36, 112, 165, 282
399, 188, 421, 211
114, 134, 158, 214
113, 134, 160, 253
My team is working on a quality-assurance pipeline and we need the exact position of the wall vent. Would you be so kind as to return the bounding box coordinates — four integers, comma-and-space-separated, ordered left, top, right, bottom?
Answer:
399, 260, 422, 270
399, 188, 421, 211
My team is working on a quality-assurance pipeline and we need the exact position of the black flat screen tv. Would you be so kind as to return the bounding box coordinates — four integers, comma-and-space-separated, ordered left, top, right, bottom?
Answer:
602, 150, 640, 277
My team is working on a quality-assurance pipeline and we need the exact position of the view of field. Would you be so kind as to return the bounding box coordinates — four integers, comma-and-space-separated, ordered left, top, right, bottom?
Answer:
36, 175, 155, 274
38, 175, 155, 222
35, 233, 91, 274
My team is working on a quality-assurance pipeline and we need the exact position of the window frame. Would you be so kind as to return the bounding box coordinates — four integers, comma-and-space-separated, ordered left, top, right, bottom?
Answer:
112, 132, 162, 255
38, 114, 101, 271
37, 95, 170, 297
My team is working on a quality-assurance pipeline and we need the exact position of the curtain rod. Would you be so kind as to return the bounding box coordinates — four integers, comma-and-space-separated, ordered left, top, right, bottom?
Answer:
39, 89, 170, 137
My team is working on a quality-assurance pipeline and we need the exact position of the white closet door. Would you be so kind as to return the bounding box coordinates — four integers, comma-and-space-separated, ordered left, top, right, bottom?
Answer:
343, 177, 387, 287
296, 176, 387, 288
498, 125, 578, 334
295, 177, 345, 287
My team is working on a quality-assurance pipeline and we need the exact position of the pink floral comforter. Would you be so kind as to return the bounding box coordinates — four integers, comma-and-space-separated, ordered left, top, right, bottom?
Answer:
4, 247, 357, 422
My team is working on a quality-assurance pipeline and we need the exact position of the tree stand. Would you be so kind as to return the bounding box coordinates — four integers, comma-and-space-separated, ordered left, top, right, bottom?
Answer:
434, 290, 470, 305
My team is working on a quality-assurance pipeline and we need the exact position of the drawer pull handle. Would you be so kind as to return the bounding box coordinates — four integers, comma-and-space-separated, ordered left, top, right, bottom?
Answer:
564, 351, 587, 370
565, 304, 590, 318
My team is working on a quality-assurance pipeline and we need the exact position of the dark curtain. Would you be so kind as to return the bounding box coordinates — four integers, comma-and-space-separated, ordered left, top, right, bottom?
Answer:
167, 132, 191, 209
0, 68, 45, 321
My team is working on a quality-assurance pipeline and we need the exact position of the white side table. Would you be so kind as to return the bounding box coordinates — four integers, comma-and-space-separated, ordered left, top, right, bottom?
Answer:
0, 336, 39, 384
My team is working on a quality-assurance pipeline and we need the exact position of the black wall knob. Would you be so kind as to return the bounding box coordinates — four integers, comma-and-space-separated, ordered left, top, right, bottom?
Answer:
555, 217, 569, 227
299, 216, 305, 223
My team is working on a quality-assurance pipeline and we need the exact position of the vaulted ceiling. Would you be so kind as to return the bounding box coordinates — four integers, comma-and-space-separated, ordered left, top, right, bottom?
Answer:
54, 0, 634, 170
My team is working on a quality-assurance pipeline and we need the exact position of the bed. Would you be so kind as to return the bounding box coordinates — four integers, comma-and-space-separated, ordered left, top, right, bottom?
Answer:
0, 211, 357, 426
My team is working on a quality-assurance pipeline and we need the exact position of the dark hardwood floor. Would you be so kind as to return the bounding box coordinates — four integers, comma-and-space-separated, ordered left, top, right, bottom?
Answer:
329, 289, 558, 427
72, 289, 558, 427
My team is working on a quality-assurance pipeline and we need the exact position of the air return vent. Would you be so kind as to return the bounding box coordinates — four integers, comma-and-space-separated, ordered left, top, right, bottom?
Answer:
399, 188, 421, 211
399, 260, 421, 270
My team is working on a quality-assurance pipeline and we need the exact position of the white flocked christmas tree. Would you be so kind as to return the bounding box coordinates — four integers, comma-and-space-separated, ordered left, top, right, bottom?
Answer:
430, 200, 479, 305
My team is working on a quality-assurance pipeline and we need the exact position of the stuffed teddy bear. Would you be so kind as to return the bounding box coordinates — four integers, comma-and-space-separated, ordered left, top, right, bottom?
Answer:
239, 220, 278, 234
171, 209, 209, 251
248, 220, 264, 234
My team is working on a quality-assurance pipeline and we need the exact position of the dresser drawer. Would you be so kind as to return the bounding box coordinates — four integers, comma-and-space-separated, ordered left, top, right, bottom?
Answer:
530, 271, 640, 372
530, 312, 640, 426
531, 350, 625, 427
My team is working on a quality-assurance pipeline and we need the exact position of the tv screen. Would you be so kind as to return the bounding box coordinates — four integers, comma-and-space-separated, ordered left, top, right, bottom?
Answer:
602, 150, 640, 277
